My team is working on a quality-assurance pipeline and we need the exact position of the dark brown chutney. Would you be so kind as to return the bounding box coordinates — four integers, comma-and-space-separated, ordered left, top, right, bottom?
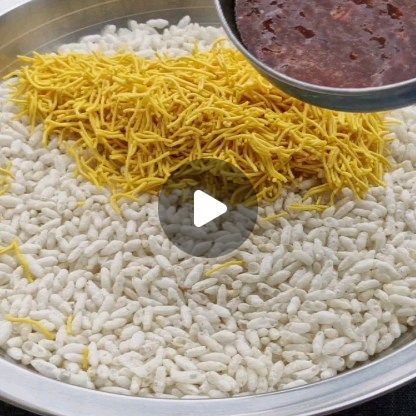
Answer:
235, 0, 416, 88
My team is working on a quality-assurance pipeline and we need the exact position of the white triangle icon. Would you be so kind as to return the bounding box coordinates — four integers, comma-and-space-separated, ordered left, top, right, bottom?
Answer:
193, 190, 227, 228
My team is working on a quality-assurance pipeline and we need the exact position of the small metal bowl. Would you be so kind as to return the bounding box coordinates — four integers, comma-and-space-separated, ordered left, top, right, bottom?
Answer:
214, 0, 416, 112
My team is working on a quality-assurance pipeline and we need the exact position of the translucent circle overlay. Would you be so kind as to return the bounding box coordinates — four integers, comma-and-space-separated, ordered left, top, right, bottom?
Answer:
158, 158, 259, 258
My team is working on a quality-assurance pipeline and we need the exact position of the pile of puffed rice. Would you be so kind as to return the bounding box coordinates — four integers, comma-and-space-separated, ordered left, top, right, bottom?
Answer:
0, 17, 416, 398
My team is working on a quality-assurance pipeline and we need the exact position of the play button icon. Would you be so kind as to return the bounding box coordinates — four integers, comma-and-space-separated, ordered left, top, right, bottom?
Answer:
158, 158, 258, 258
193, 190, 227, 227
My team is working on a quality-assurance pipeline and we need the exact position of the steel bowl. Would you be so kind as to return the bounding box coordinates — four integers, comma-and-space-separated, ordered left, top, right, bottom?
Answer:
1, 1, 416, 416
214, 0, 416, 112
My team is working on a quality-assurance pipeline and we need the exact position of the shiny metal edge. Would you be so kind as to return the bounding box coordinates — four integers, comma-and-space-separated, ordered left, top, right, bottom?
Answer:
1, 339, 416, 416
1, 1, 416, 416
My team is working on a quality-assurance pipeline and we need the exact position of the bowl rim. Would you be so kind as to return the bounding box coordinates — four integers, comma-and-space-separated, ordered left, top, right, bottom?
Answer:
1, 1, 416, 416
1, 337, 416, 416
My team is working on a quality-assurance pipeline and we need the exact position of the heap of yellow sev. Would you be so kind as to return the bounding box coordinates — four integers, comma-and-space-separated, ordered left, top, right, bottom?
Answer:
6, 41, 390, 209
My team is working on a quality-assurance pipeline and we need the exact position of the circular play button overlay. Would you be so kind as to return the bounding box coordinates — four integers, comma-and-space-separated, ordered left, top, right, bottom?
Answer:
158, 158, 258, 258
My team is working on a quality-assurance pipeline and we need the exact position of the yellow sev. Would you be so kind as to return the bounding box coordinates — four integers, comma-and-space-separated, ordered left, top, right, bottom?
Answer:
0, 240, 34, 283
261, 211, 289, 223
82, 346, 90, 370
66, 315, 74, 336
6, 41, 390, 208
205, 259, 245, 277
289, 203, 328, 213
0, 163, 13, 197
6, 315, 55, 340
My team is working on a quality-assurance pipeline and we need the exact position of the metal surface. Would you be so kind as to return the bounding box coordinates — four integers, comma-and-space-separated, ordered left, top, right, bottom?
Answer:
215, 0, 416, 112
1, 1, 416, 416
